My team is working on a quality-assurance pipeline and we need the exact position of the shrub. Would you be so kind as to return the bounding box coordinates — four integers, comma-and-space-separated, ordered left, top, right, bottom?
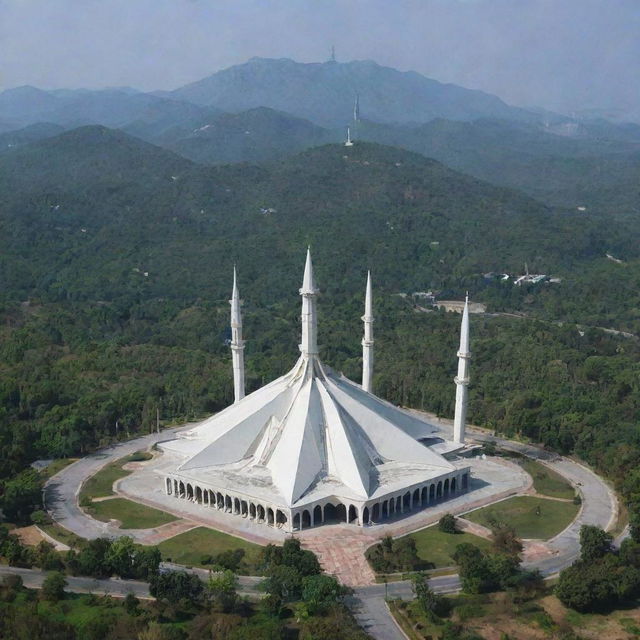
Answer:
439, 513, 458, 534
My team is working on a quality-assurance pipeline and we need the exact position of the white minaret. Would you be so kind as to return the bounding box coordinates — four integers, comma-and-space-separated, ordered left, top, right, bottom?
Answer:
299, 248, 319, 358
453, 295, 471, 444
361, 271, 374, 393
345, 126, 353, 147
229, 266, 245, 403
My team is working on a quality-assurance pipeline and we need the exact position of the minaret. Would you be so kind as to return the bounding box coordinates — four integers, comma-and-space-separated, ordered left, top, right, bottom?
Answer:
345, 126, 353, 147
299, 248, 319, 358
229, 266, 245, 403
361, 271, 374, 393
453, 295, 471, 444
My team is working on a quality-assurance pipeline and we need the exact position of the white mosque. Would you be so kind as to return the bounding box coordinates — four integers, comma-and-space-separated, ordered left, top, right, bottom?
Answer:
159, 250, 472, 532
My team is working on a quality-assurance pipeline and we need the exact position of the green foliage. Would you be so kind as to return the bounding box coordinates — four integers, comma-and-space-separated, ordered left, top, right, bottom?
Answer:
412, 573, 450, 619
365, 535, 424, 573
149, 570, 204, 605
452, 543, 524, 594
1, 468, 43, 524
41, 570, 67, 602
579, 525, 612, 562
300, 574, 346, 614
439, 513, 458, 534
207, 569, 238, 613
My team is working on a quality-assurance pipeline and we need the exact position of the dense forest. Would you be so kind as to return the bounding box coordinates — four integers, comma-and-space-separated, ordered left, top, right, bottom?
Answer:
0, 127, 639, 537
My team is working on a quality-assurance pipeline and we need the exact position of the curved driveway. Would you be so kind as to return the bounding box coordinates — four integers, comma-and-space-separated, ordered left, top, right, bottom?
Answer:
42, 421, 618, 640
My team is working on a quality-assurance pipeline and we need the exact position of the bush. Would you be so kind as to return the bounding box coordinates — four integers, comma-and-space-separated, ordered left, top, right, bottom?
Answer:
42, 571, 67, 602
30, 510, 50, 526
439, 513, 458, 534
365, 536, 423, 573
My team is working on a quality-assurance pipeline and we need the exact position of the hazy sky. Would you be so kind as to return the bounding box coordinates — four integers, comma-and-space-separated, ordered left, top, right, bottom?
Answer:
1, 0, 638, 115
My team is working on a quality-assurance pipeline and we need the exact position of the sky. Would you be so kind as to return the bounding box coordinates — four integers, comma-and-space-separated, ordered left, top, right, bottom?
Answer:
0, 0, 638, 117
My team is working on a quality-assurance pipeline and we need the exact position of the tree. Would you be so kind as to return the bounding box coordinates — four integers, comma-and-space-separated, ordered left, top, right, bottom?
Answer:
208, 569, 238, 613
579, 525, 612, 562
263, 563, 303, 601
412, 573, 449, 619
555, 561, 616, 612
1, 469, 42, 524
489, 520, 523, 557
439, 513, 458, 534
301, 574, 345, 614
149, 570, 204, 605
106, 535, 136, 578
41, 571, 67, 602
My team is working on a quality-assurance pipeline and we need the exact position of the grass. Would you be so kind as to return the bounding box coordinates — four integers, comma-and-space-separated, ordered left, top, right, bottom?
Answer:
157, 526, 264, 574
407, 525, 494, 568
85, 497, 177, 529
39, 522, 87, 549
520, 459, 575, 500
464, 496, 580, 540
39, 458, 77, 480
79, 451, 152, 501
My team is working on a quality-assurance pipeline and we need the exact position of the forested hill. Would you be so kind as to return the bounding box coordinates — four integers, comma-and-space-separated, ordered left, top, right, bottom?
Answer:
0, 126, 639, 517
0, 126, 624, 308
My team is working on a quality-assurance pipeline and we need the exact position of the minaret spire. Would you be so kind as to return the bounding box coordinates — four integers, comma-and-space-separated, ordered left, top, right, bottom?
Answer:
453, 294, 471, 443
229, 266, 245, 403
361, 271, 374, 393
299, 248, 319, 358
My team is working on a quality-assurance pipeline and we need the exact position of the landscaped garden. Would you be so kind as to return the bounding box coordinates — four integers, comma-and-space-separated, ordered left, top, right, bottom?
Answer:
464, 496, 579, 539
84, 497, 177, 529
157, 526, 264, 573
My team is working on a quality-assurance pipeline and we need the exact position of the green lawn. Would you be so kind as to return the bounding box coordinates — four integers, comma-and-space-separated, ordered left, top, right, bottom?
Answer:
86, 498, 177, 529
521, 459, 575, 500
408, 525, 494, 568
157, 526, 264, 574
79, 451, 152, 501
40, 522, 87, 549
464, 496, 579, 540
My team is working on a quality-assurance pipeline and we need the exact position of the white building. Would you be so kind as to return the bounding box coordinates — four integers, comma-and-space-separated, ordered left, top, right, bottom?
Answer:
160, 251, 471, 532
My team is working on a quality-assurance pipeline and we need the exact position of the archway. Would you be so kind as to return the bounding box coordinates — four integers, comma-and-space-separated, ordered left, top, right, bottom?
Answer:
362, 506, 370, 525
179, 481, 185, 497
166, 478, 172, 494
225, 495, 232, 511
195, 486, 202, 504
444, 479, 450, 495
462, 473, 469, 489
372, 503, 380, 521
217, 492, 224, 509
403, 492, 411, 510
186, 484, 194, 500
437, 481, 443, 498
267, 508, 274, 526
421, 486, 428, 504
249, 503, 256, 519
302, 510, 312, 528
313, 505, 323, 525
257, 505, 265, 522
241, 500, 248, 517
335, 503, 347, 523
276, 510, 287, 527
234, 497, 240, 514
389, 497, 395, 515
293, 513, 301, 530
451, 477, 457, 492
413, 488, 420, 506
323, 503, 338, 523
429, 484, 435, 500
348, 505, 357, 524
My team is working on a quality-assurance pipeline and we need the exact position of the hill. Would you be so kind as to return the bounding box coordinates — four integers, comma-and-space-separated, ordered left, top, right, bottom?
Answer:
166, 57, 543, 128
0, 127, 620, 308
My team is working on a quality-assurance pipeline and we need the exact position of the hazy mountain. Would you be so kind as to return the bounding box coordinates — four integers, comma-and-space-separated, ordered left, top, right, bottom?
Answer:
162, 107, 335, 164
0, 87, 216, 130
165, 57, 545, 128
0, 122, 66, 153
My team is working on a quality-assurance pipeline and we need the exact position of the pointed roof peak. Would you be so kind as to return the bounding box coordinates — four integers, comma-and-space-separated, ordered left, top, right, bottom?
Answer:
459, 294, 470, 354
300, 247, 318, 294
364, 271, 373, 319
232, 265, 239, 299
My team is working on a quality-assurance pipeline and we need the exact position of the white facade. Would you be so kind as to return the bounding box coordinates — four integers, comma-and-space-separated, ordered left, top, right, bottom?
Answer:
160, 252, 470, 532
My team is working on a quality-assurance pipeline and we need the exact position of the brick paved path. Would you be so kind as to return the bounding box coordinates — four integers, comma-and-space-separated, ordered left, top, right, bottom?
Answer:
299, 526, 377, 587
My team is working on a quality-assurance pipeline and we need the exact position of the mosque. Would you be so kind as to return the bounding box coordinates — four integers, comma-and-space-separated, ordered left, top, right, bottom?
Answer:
158, 250, 472, 533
